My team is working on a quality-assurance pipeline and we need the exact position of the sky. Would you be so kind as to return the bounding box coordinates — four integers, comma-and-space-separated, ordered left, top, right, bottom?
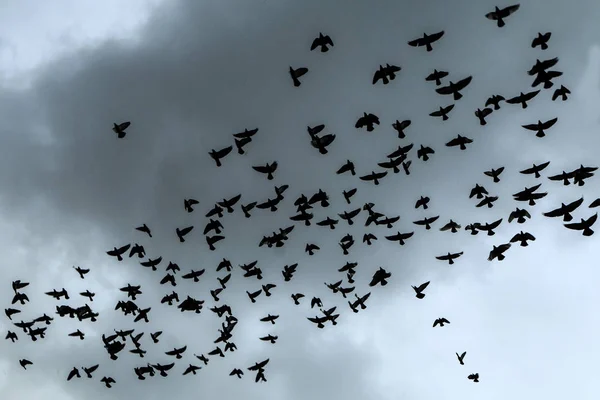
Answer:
1, 0, 600, 399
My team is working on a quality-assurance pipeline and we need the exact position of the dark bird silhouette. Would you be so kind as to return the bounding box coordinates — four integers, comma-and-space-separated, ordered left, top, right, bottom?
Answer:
528, 57, 559, 76
140, 256, 162, 271
392, 119, 411, 138
183, 364, 201, 376
372, 64, 402, 85
552, 85, 570, 101
291, 293, 305, 305
485, 4, 520, 27
165, 346, 187, 359
289, 66, 308, 87
430, 104, 454, 121
19, 359, 32, 370
440, 220, 461, 233
218, 194, 242, 213
387, 143, 414, 158
485, 94, 505, 110
135, 224, 152, 237
436, 252, 464, 265
457, 352, 467, 365
412, 281, 430, 299
522, 117, 558, 138
415, 196, 430, 209
337, 160, 356, 176
241, 202, 257, 218
446, 134, 473, 150
433, 318, 450, 327
510, 231, 536, 247
310, 32, 334, 52
183, 198, 199, 213
106, 244, 131, 262
150, 331, 162, 343
369, 267, 391, 287
343, 188, 357, 204
5, 308, 20, 320
355, 112, 380, 132
513, 183, 548, 205
112, 121, 131, 138
206, 235, 225, 251
508, 208, 531, 224
305, 243, 320, 255
252, 162, 278, 180
73, 266, 89, 279
12, 280, 29, 293
182, 269, 205, 283
317, 217, 339, 229
129, 243, 145, 258
478, 218, 503, 236
208, 145, 233, 167
468, 373, 480, 383
176, 226, 194, 242
413, 215, 440, 230
259, 334, 278, 344
206, 204, 224, 218
5, 331, 18, 342
506, 90, 540, 108
230, 368, 244, 379
548, 170, 575, 186
590, 198, 600, 208
435, 76, 473, 100
338, 207, 361, 225
247, 289, 262, 304
260, 314, 279, 325
564, 214, 598, 236
204, 219, 224, 235
417, 145, 435, 161
385, 231, 414, 246
475, 107, 493, 125
531, 32, 551, 50
543, 197, 584, 222
407, 31, 445, 52
67, 367, 81, 381
152, 362, 175, 377
488, 243, 511, 261
79, 290, 95, 301
484, 166, 504, 183
359, 171, 387, 185
426, 69, 448, 86
82, 364, 98, 378
363, 233, 377, 245
100, 377, 115, 388
519, 161, 550, 178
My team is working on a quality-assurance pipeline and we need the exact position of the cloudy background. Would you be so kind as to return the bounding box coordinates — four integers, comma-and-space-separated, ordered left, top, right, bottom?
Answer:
1, 0, 600, 399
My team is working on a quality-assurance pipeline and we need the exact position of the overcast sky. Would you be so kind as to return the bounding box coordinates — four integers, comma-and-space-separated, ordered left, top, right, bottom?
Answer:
1, 1, 600, 399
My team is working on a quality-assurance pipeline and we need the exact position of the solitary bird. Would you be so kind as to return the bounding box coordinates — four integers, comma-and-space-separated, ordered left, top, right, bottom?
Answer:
407, 31, 445, 52
531, 32, 551, 50
355, 113, 380, 132
433, 318, 450, 327
426, 69, 448, 86
522, 117, 558, 138
412, 281, 430, 299
112, 121, 131, 138
485, 4, 520, 27
310, 32, 334, 52
456, 352, 467, 365
436, 76, 473, 100
289, 66, 308, 87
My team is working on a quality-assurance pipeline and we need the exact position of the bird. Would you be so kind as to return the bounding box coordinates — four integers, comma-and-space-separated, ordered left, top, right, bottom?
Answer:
488, 243, 511, 261
355, 113, 380, 132
552, 85, 570, 101
543, 197, 584, 222
519, 161, 550, 178
19, 359, 32, 370
510, 231, 536, 247
430, 105, 455, 121
415, 196, 430, 209
184, 198, 199, 212
435, 76, 473, 100
446, 134, 473, 150
391, 119, 411, 138
252, 162, 278, 180
176, 226, 194, 242
531, 32, 551, 50
425, 69, 448, 86
100, 376, 115, 388
468, 373, 480, 383
73, 266, 90, 279
564, 214, 598, 236
289, 66, 308, 87
412, 281, 430, 299
433, 318, 450, 327
208, 146, 233, 167
474, 107, 493, 125
456, 352, 467, 365
485, 94, 505, 110
484, 167, 504, 183
112, 121, 131, 138
372, 64, 402, 85
407, 31, 445, 52
521, 117, 558, 138
337, 160, 356, 176
440, 220, 461, 233
506, 90, 540, 108
135, 223, 152, 237
435, 252, 464, 265
417, 145, 435, 161
485, 4, 520, 27
310, 32, 334, 52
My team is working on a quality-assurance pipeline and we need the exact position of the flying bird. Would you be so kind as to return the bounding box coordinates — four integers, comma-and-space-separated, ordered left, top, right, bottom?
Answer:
564, 214, 598, 236
426, 69, 448, 86
485, 4, 520, 27
521, 117, 558, 138
310, 32, 334, 52
112, 121, 131, 138
407, 31, 445, 52
435, 76, 473, 100
209, 146, 233, 167
531, 32, 551, 50
519, 161, 550, 178
289, 66, 308, 87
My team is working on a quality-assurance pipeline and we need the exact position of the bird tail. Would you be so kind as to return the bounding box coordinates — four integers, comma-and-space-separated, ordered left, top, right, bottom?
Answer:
454, 92, 463, 101
583, 228, 594, 236
521, 241, 529, 247
498, 19, 505, 28
416, 293, 425, 299
498, 254, 505, 261
563, 213, 573, 222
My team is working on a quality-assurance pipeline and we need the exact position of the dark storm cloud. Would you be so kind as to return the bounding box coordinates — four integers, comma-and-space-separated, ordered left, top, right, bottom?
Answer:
3, 0, 600, 399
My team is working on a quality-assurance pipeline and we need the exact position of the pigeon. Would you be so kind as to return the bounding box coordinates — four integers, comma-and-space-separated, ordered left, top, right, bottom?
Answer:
412, 281, 430, 299
289, 66, 308, 87
485, 4, 520, 27
531, 32, 551, 50
310, 32, 334, 52
407, 31, 445, 52
112, 121, 131, 138
208, 146, 233, 167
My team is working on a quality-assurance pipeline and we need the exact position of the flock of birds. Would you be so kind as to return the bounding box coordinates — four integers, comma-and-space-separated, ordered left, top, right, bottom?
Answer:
4, 3, 598, 391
